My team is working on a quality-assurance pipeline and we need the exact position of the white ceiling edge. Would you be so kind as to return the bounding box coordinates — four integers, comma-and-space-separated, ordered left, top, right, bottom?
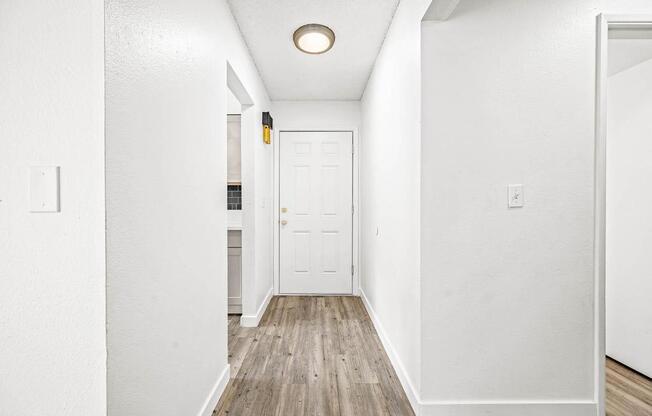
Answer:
225, 1, 271, 102
358, 0, 462, 101
356, 4, 400, 102
423, 0, 461, 21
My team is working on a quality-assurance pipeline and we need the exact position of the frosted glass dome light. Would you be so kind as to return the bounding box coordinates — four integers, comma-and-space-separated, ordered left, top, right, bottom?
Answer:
293, 24, 335, 54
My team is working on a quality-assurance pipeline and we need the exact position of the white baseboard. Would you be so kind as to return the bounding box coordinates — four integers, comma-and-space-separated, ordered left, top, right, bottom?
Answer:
240, 287, 273, 327
360, 289, 421, 415
197, 364, 230, 416
419, 401, 597, 416
360, 290, 596, 416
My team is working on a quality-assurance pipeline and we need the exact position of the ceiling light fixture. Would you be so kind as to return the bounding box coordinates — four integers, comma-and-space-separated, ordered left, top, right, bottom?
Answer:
293, 24, 335, 55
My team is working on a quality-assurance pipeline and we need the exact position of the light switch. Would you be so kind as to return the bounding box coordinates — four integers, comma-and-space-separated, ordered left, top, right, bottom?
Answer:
30, 166, 60, 212
508, 184, 524, 208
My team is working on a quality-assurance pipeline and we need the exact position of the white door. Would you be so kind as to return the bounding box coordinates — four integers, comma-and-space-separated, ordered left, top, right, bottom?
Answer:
280, 131, 353, 294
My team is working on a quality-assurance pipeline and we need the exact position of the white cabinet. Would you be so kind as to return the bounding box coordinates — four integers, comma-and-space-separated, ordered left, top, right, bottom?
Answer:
227, 230, 242, 314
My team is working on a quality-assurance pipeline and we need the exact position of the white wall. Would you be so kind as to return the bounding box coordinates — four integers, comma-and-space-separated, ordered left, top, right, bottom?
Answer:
272, 101, 361, 129
421, 0, 595, 403
419, 0, 652, 414
227, 88, 241, 114
359, 0, 430, 409
105, 0, 271, 414
606, 55, 652, 378
0, 1, 106, 415
248, 114, 274, 322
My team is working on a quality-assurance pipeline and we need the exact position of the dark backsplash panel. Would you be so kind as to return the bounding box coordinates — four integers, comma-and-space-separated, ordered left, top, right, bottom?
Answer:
227, 184, 242, 210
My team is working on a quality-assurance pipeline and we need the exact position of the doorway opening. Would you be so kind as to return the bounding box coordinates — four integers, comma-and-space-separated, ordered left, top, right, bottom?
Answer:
277, 131, 354, 295
227, 91, 242, 315
596, 14, 652, 416
225, 63, 253, 329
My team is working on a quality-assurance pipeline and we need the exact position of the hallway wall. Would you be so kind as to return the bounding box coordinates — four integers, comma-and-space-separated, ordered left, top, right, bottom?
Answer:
272, 101, 361, 130
243, 89, 274, 327
105, 0, 271, 415
0, 2, 106, 415
359, 0, 431, 408
420, 0, 652, 414
421, 0, 596, 407
606, 56, 652, 378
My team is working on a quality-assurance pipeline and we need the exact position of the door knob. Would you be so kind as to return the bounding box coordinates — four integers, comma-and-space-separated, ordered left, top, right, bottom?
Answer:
281, 220, 288, 226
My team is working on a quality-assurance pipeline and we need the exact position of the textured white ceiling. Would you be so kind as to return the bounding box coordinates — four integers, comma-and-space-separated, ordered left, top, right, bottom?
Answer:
227, 0, 399, 100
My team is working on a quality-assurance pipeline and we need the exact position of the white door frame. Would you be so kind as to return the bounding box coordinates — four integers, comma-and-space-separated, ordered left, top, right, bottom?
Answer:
226, 62, 256, 326
594, 14, 652, 416
273, 128, 360, 296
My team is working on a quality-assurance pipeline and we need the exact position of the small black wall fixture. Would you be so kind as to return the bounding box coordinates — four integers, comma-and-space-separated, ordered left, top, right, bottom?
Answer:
262, 112, 273, 145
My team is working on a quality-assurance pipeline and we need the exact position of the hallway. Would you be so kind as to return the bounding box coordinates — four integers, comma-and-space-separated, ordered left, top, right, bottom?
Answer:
7, 1, 652, 415
214, 297, 414, 416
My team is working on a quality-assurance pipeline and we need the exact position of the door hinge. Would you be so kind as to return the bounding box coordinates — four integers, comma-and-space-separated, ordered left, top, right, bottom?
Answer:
352, 204, 355, 214
351, 265, 355, 276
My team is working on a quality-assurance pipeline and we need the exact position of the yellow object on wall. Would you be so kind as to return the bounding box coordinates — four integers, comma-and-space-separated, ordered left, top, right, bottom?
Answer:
262, 111, 273, 145
263, 125, 271, 144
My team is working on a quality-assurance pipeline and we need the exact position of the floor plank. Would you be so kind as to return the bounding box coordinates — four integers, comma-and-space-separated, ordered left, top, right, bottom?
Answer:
215, 296, 415, 416
606, 357, 652, 416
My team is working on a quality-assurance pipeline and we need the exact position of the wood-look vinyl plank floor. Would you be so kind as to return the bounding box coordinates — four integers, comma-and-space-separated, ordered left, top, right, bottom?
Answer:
214, 296, 415, 416
606, 357, 652, 416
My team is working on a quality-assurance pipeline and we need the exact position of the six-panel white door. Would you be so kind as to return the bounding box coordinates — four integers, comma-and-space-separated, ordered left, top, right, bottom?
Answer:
279, 131, 353, 294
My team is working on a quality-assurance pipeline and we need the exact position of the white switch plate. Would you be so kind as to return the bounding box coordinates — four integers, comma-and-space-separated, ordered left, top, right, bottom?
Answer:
30, 166, 60, 212
508, 184, 524, 208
